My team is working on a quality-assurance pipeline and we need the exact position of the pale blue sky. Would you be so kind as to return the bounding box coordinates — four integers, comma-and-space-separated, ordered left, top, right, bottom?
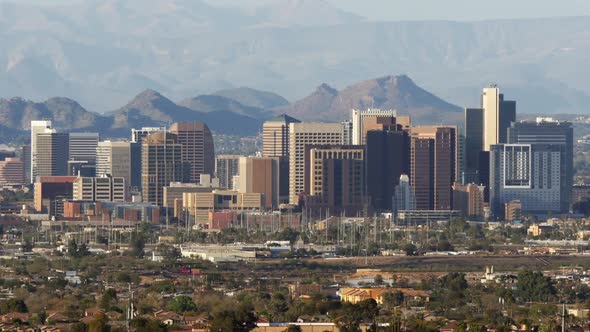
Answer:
2, 0, 590, 21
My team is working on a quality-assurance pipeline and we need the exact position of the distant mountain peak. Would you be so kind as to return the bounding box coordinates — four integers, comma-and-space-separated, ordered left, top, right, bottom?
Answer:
277, 74, 462, 124
316, 83, 338, 95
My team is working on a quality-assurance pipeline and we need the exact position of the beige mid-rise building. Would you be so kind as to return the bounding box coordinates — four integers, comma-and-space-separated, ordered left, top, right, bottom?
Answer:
482, 87, 516, 151
0, 158, 24, 185
216, 155, 241, 189
351, 109, 408, 145
141, 132, 183, 206
73, 176, 126, 202
183, 190, 264, 226
288, 122, 343, 204
237, 156, 280, 209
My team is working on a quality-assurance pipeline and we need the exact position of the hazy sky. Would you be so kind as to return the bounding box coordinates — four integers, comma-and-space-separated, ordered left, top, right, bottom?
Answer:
2, 0, 590, 21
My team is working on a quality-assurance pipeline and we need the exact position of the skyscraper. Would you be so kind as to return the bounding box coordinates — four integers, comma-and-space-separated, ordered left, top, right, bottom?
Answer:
507, 118, 573, 212
169, 122, 215, 183
366, 129, 410, 211
394, 174, 415, 212
490, 143, 562, 217
35, 131, 69, 178
30, 120, 52, 182
216, 155, 241, 189
482, 87, 516, 151
68, 133, 100, 164
410, 126, 457, 210
288, 122, 343, 204
141, 132, 183, 206
351, 109, 402, 145
262, 114, 301, 158
131, 127, 167, 144
96, 141, 131, 188
237, 156, 280, 210
464, 108, 484, 183
305, 145, 365, 215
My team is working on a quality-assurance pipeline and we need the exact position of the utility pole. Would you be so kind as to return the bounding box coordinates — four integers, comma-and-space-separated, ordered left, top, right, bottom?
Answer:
561, 302, 566, 332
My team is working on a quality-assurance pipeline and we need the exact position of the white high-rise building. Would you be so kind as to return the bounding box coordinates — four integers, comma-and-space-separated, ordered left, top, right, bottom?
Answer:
288, 122, 342, 204
30, 120, 52, 183
394, 174, 415, 211
96, 141, 131, 187
482, 87, 516, 151
351, 109, 398, 145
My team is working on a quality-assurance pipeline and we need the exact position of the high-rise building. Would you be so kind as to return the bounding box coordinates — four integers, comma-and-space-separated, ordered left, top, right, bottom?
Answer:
366, 129, 410, 211
263, 115, 301, 204
288, 123, 343, 204
68, 133, 99, 163
263, 114, 301, 158
73, 176, 126, 202
141, 132, 183, 206
30, 120, 53, 182
341, 120, 353, 145
169, 122, 215, 183
216, 155, 241, 189
452, 183, 485, 220
22, 144, 31, 184
35, 131, 69, 178
237, 156, 280, 210
410, 126, 457, 210
96, 141, 131, 188
351, 109, 403, 145
490, 144, 562, 217
464, 107, 484, 183
482, 87, 516, 151
304, 145, 365, 215
394, 174, 415, 212
0, 158, 24, 185
507, 118, 573, 212
34, 176, 77, 214
131, 127, 166, 144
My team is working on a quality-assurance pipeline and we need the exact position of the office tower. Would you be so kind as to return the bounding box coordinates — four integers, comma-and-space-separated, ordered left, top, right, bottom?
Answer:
131, 127, 166, 144
22, 144, 31, 184
142, 132, 183, 205
68, 133, 99, 163
237, 156, 280, 209
30, 120, 53, 182
305, 145, 365, 215
263, 115, 301, 203
341, 120, 353, 145
263, 114, 301, 158
366, 129, 410, 211
96, 141, 131, 188
394, 174, 415, 211
67, 160, 95, 177
482, 86, 516, 151
288, 123, 343, 204
73, 176, 126, 202
216, 155, 241, 189
463, 107, 485, 185
0, 158, 24, 185
505, 200, 522, 222
507, 118, 573, 212
35, 131, 69, 178
490, 144, 562, 217
169, 122, 215, 183
452, 183, 485, 220
351, 109, 400, 145
410, 126, 457, 210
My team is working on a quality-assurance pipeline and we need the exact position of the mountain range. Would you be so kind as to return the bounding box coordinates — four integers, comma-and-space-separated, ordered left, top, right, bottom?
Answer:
1, 0, 590, 115
0, 74, 464, 143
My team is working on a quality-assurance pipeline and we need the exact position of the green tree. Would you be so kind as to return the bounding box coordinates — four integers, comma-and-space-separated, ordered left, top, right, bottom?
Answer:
130, 317, 167, 332
0, 299, 28, 313
403, 243, 417, 256
70, 322, 88, 332
517, 271, 556, 302
168, 295, 197, 313
209, 305, 257, 332
129, 232, 145, 258
88, 314, 110, 332
374, 274, 384, 285
99, 289, 117, 311
382, 291, 405, 308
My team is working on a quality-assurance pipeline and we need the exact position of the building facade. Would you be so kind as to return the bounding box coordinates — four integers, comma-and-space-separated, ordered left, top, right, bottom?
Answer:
288, 123, 343, 204
73, 176, 126, 202
35, 131, 69, 178
216, 155, 241, 189
482, 87, 516, 151
141, 132, 183, 206
169, 122, 215, 183
304, 145, 365, 215
96, 141, 131, 188
0, 158, 24, 185
30, 120, 53, 183
237, 156, 280, 210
